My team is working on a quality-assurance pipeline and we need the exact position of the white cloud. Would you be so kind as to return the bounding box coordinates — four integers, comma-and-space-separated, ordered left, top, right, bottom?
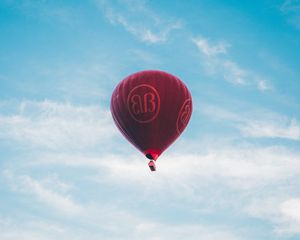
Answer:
201, 104, 300, 140
0, 169, 243, 239
192, 37, 229, 57
278, 199, 300, 234
245, 197, 300, 235
132, 223, 240, 240
193, 37, 247, 85
0, 216, 80, 240
240, 117, 300, 140
0, 100, 116, 150
222, 60, 247, 85
26, 142, 300, 237
257, 79, 271, 91
3, 170, 82, 215
30, 144, 300, 192
281, 199, 300, 222
0, 213, 241, 240
97, 0, 182, 43
193, 36, 271, 90
3, 139, 298, 238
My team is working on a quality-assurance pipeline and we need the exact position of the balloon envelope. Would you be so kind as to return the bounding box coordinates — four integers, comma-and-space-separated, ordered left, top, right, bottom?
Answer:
110, 70, 192, 161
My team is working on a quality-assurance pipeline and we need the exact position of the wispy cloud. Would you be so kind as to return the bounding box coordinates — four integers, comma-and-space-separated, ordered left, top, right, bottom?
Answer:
193, 36, 272, 90
240, 117, 300, 140
3, 170, 82, 215
97, 0, 182, 43
0, 213, 241, 240
193, 37, 247, 85
193, 37, 230, 57
30, 144, 300, 192
129, 223, 240, 240
245, 197, 300, 235
279, 198, 300, 234
27, 141, 300, 237
1, 163, 245, 239
222, 60, 247, 85
257, 79, 272, 91
2, 120, 298, 239
280, 0, 300, 28
0, 100, 116, 150
201, 104, 300, 140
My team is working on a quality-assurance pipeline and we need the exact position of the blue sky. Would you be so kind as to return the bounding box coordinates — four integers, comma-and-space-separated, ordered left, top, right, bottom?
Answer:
0, 0, 300, 239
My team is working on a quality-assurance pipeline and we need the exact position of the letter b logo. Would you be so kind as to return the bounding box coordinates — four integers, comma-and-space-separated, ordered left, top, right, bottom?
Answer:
127, 84, 160, 123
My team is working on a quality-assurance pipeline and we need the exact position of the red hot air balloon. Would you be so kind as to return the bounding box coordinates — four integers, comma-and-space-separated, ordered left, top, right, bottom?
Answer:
110, 70, 192, 171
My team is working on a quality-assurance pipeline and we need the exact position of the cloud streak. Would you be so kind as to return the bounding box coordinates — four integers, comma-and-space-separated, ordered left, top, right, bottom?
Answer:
0, 100, 116, 150
30, 144, 300, 192
201, 104, 300, 140
193, 37, 230, 57
0, 214, 241, 240
97, 0, 182, 43
26, 141, 300, 236
240, 117, 300, 140
3, 170, 82, 215
193, 36, 272, 90
280, 0, 300, 29
279, 198, 300, 234
245, 197, 300, 235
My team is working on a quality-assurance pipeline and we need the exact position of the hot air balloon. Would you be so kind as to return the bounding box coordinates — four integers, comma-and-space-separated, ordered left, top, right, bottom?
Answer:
110, 70, 192, 171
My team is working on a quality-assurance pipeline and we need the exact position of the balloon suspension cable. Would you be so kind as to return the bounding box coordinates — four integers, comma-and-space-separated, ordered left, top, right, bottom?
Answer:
148, 160, 156, 172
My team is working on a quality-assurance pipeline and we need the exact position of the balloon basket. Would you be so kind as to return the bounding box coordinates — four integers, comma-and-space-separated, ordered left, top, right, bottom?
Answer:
148, 160, 156, 171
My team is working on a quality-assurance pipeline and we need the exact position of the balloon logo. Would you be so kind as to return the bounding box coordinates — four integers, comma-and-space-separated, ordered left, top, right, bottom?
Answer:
110, 70, 192, 171
176, 99, 192, 134
127, 84, 160, 123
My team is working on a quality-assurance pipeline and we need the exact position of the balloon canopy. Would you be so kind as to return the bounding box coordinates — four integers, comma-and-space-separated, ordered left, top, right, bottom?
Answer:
110, 70, 192, 171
